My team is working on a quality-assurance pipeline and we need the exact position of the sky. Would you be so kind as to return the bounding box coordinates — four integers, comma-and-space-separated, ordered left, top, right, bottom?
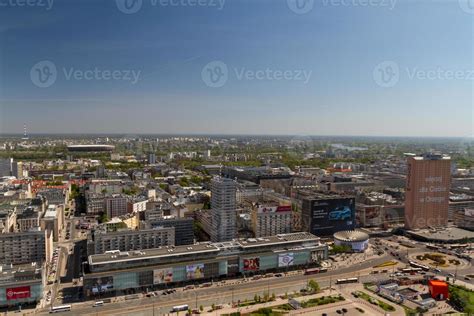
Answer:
0, 0, 473, 137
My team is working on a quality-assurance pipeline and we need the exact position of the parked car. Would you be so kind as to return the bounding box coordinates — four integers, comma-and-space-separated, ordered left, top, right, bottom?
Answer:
328, 206, 352, 221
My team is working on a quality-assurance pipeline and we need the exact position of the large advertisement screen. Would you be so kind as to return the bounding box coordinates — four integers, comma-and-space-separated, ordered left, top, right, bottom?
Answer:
278, 253, 294, 267
309, 198, 355, 236
6, 286, 31, 300
243, 258, 260, 271
91, 276, 114, 294
153, 268, 173, 284
186, 264, 204, 280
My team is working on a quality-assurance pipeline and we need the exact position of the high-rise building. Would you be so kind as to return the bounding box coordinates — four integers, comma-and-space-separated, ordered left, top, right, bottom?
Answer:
210, 177, 237, 242
0, 158, 12, 177
11, 161, 24, 179
404, 154, 451, 229
147, 152, 157, 164
105, 195, 128, 218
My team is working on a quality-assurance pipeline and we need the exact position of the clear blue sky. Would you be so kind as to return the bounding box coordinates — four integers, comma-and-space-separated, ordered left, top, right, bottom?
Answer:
0, 0, 472, 136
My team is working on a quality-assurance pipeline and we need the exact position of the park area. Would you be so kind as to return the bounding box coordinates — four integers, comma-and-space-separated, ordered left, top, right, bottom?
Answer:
413, 252, 462, 268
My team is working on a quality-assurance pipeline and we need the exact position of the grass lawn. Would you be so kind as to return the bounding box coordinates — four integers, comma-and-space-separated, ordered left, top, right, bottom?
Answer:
300, 295, 345, 308
449, 284, 474, 314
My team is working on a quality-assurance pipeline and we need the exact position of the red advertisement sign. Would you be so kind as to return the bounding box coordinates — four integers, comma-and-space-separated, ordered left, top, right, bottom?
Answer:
6, 286, 31, 300
243, 258, 260, 271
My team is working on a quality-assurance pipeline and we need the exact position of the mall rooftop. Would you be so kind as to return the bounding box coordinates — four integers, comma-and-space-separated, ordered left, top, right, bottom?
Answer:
407, 226, 474, 243
89, 232, 322, 266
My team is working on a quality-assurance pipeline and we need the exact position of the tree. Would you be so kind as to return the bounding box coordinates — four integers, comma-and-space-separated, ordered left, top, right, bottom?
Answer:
199, 305, 203, 312
98, 213, 109, 224
308, 279, 320, 293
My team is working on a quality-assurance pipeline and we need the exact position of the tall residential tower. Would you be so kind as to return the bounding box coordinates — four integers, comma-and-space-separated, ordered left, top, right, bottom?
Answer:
210, 177, 237, 242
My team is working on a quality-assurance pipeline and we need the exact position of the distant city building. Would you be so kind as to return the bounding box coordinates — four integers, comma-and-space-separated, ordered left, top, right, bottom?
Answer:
210, 177, 237, 242
0, 158, 12, 177
146, 217, 194, 246
105, 195, 128, 218
251, 204, 292, 238
0, 230, 47, 265
147, 152, 157, 164
88, 226, 175, 256
16, 206, 42, 232
404, 154, 451, 229
86, 193, 105, 215
11, 161, 25, 179
40, 204, 65, 242
37, 188, 65, 205
454, 208, 474, 231
0, 207, 17, 233
128, 197, 148, 213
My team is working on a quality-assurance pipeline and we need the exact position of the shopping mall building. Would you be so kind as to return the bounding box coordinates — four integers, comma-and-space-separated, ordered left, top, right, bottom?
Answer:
0, 263, 44, 308
83, 232, 327, 298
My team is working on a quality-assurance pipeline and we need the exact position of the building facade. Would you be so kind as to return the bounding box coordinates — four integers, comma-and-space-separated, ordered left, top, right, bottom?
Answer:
404, 154, 451, 229
105, 195, 128, 218
251, 205, 292, 237
88, 227, 175, 255
0, 263, 43, 308
0, 230, 46, 265
301, 193, 356, 236
83, 232, 327, 298
147, 217, 194, 246
210, 177, 237, 242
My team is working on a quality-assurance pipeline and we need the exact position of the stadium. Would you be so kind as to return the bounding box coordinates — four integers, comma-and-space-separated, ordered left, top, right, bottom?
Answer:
67, 145, 115, 152
333, 230, 369, 252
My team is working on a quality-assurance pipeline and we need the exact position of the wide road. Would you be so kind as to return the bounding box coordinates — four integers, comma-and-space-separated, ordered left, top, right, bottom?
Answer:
37, 254, 392, 316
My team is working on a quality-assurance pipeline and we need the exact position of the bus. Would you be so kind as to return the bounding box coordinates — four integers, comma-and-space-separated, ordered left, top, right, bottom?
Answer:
49, 305, 71, 313
409, 261, 430, 271
171, 304, 189, 312
402, 268, 422, 274
305, 268, 328, 275
336, 278, 358, 284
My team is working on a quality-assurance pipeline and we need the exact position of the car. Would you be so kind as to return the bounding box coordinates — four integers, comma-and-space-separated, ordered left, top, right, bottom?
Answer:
328, 206, 352, 221
434, 268, 441, 273
93, 301, 104, 307
448, 273, 455, 277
